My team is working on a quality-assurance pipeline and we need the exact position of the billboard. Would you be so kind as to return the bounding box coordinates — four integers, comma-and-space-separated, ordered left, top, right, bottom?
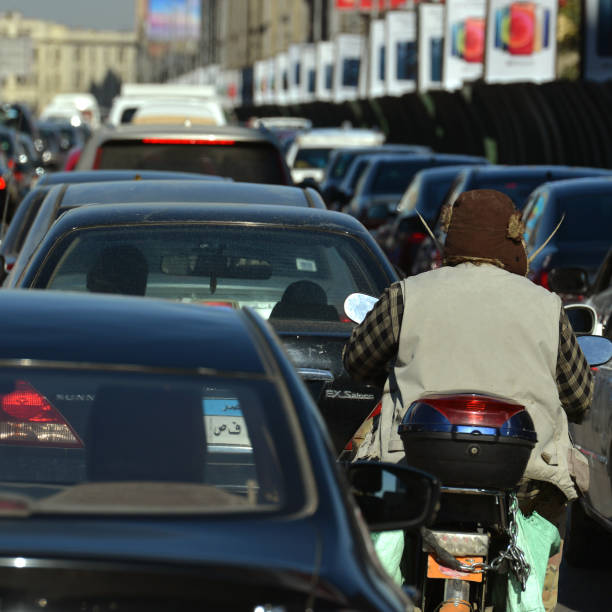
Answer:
300, 45, 317, 103
146, 0, 201, 41
484, 0, 557, 83
418, 3, 444, 92
385, 9, 417, 96
583, 0, 612, 81
316, 41, 335, 101
367, 19, 386, 98
443, 0, 486, 90
333, 34, 363, 103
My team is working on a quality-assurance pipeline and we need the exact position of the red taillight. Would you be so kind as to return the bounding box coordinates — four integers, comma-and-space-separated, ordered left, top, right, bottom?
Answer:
92, 146, 104, 170
141, 138, 235, 145
0, 381, 83, 448
403, 231, 427, 245
5, 261, 13, 271
420, 394, 525, 428
200, 301, 235, 308
0, 177, 6, 190
533, 269, 549, 290
7, 159, 14, 170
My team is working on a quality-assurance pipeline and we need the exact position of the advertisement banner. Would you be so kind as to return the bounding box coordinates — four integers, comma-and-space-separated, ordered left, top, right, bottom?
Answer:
219, 70, 241, 109
385, 9, 417, 96
316, 41, 335, 101
288, 44, 302, 104
367, 19, 386, 98
146, 0, 201, 41
254, 60, 265, 106
418, 3, 445, 92
583, 0, 612, 81
275, 52, 290, 105
443, 0, 486, 90
299, 44, 317, 103
484, 0, 557, 83
333, 34, 363, 103
335, 0, 408, 9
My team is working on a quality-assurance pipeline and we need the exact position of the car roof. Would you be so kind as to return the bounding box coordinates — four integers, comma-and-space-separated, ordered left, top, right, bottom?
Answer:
49, 201, 374, 235
534, 176, 612, 196
416, 165, 483, 181
461, 165, 612, 182
54, 180, 321, 209
96, 124, 276, 142
37, 170, 226, 186
0, 290, 266, 374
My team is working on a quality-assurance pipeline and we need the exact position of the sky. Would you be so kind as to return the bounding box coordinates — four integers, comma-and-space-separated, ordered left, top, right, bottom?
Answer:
0, 0, 135, 31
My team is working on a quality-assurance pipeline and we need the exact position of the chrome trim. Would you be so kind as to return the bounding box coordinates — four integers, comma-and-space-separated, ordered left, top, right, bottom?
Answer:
297, 368, 334, 383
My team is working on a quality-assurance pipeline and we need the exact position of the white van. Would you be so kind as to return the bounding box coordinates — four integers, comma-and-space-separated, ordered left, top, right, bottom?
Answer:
286, 127, 384, 185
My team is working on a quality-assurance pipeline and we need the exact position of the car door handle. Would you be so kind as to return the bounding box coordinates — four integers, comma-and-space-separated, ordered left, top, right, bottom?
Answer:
298, 368, 334, 383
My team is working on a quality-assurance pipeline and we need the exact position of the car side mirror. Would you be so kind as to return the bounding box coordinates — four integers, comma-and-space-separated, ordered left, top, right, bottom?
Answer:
564, 303, 597, 336
577, 336, 612, 367
345, 461, 439, 531
549, 267, 590, 295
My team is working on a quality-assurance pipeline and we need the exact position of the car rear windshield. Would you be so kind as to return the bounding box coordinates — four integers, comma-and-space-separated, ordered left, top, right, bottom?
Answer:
35, 224, 388, 322
95, 140, 286, 184
370, 161, 421, 195
293, 147, 332, 169
555, 194, 612, 243
0, 368, 299, 515
473, 179, 542, 209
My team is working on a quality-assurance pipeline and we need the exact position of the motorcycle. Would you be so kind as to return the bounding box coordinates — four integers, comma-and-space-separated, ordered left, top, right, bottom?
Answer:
344, 293, 612, 612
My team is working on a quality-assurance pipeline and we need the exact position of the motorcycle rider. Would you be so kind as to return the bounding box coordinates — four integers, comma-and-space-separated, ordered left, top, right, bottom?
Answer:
343, 189, 593, 610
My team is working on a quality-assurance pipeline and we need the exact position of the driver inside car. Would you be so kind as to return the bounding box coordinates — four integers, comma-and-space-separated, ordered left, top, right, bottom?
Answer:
342, 189, 593, 611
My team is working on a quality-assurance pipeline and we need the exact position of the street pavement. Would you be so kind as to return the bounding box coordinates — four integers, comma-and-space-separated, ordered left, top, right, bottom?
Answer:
557, 559, 611, 611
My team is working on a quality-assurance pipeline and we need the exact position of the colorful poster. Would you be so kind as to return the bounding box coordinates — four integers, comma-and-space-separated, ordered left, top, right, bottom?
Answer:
418, 3, 444, 92
218, 70, 241, 109
484, 0, 557, 83
583, 0, 612, 81
299, 44, 317, 103
274, 52, 290, 105
443, 0, 486, 90
367, 19, 386, 98
146, 0, 201, 41
315, 41, 335, 101
385, 9, 417, 96
333, 34, 363, 103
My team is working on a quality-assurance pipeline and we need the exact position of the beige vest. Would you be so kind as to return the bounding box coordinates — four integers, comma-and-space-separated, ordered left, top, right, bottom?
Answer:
356, 263, 584, 500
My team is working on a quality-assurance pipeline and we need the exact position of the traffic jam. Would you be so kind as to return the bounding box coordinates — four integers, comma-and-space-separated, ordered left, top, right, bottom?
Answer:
0, 1, 611, 611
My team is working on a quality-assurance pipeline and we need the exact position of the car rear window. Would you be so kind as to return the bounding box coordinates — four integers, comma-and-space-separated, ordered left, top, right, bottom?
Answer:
34, 224, 388, 322
95, 140, 286, 184
472, 179, 542, 209
555, 194, 612, 243
0, 368, 298, 515
370, 160, 421, 195
293, 147, 332, 169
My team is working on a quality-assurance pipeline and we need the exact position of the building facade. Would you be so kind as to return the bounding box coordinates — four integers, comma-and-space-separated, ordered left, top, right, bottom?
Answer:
0, 11, 137, 112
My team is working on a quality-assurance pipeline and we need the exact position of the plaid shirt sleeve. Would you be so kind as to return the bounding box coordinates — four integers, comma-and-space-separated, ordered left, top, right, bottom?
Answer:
556, 306, 594, 423
342, 282, 404, 386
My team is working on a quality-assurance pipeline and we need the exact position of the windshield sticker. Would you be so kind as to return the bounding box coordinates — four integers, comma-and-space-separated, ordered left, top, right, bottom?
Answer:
296, 258, 317, 272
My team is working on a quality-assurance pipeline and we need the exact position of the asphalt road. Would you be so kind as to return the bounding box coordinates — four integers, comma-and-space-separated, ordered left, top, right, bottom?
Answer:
557, 560, 611, 612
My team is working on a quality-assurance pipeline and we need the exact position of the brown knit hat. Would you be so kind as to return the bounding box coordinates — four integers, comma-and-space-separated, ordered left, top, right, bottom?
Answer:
442, 189, 528, 276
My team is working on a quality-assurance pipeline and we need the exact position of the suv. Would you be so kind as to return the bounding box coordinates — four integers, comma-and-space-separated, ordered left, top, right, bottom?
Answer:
76, 125, 292, 185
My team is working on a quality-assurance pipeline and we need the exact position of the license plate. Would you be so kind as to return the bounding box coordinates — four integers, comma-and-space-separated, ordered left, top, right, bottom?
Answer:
426, 555, 484, 582
203, 398, 251, 449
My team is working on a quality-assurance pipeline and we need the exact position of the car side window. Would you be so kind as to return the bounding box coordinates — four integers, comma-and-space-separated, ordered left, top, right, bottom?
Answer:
523, 190, 548, 249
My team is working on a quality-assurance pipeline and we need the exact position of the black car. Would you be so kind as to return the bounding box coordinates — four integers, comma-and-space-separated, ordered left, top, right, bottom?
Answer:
320, 144, 433, 205
522, 178, 612, 297
3, 180, 325, 286
345, 154, 489, 230
12, 203, 398, 453
0, 289, 437, 610
412, 165, 612, 276
0, 149, 20, 225
76, 125, 293, 185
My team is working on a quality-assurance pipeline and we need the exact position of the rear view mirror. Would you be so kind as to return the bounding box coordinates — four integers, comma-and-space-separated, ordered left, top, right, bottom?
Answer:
346, 461, 439, 531
577, 336, 612, 367
564, 304, 597, 336
549, 267, 590, 295
161, 255, 272, 280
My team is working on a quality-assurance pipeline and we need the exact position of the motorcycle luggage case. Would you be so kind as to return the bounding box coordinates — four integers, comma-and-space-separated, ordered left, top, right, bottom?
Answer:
398, 394, 537, 490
